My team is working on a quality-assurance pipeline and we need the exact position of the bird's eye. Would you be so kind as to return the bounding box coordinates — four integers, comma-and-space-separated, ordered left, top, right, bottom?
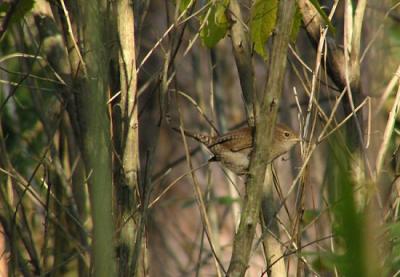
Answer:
284, 131, 290, 138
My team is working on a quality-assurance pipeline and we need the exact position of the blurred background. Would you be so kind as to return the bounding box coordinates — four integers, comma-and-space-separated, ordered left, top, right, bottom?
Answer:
0, 0, 400, 276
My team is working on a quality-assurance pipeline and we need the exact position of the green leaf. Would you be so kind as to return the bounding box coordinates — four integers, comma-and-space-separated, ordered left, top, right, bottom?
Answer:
250, 0, 277, 58
305, 251, 339, 273
325, 132, 368, 277
215, 196, 239, 205
303, 209, 320, 225
14, 0, 35, 22
0, 0, 35, 40
0, 3, 9, 14
290, 4, 302, 43
181, 198, 196, 208
179, 0, 194, 14
309, 0, 336, 34
387, 222, 400, 271
200, 0, 229, 48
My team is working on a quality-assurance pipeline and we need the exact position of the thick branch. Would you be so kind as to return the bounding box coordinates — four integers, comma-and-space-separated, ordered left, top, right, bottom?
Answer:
228, 0, 255, 126
114, 0, 142, 275
226, 0, 296, 275
297, 0, 350, 90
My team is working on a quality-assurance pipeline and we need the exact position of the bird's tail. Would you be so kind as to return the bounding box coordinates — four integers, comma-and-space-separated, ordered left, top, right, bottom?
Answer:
171, 126, 212, 146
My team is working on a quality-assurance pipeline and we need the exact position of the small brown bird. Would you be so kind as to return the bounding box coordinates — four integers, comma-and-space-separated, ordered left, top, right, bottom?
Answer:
175, 124, 300, 174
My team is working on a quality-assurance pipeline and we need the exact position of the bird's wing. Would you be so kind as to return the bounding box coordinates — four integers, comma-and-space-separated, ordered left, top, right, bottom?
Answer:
211, 127, 253, 152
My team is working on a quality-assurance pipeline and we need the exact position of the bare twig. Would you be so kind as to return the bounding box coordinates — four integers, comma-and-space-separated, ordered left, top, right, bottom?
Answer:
376, 82, 400, 175
176, 94, 225, 276
174, 89, 220, 134
377, 65, 400, 112
59, 0, 87, 76
148, 162, 208, 208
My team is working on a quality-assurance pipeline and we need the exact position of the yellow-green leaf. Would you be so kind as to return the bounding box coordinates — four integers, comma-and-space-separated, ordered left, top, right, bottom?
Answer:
290, 4, 302, 43
200, 0, 229, 48
178, 0, 194, 14
250, 0, 278, 58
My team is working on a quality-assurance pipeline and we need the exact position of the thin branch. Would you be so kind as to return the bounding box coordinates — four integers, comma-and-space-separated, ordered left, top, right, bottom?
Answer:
376, 82, 400, 175
59, 0, 87, 76
176, 94, 226, 276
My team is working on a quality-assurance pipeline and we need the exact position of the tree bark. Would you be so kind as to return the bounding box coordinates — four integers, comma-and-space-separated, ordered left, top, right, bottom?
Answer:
227, 0, 296, 275
114, 0, 143, 275
74, 0, 116, 276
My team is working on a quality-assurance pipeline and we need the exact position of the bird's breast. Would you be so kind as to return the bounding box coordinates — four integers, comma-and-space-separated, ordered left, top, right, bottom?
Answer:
211, 146, 251, 174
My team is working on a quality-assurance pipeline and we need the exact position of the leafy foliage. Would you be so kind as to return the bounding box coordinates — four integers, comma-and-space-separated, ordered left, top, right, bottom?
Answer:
0, 0, 35, 29
250, 0, 277, 58
387, 222, 400, 273
178, 0, 194, 14
200, 0, 229, 48
215, 195, 239, 205
290, 4, 302, 43
321, 133, 367, 276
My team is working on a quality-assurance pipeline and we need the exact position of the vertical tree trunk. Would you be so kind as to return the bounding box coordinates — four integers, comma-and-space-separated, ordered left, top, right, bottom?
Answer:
227, 0, 296, 275
75, 1, 116, 276
114, 0, 143, 275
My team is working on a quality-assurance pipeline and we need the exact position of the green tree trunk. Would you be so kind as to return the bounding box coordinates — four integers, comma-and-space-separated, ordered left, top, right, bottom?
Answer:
75, 1, 116, 276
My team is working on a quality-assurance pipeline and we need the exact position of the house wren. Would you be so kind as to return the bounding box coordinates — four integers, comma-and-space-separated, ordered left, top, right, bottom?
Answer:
176, 123, 300, 174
